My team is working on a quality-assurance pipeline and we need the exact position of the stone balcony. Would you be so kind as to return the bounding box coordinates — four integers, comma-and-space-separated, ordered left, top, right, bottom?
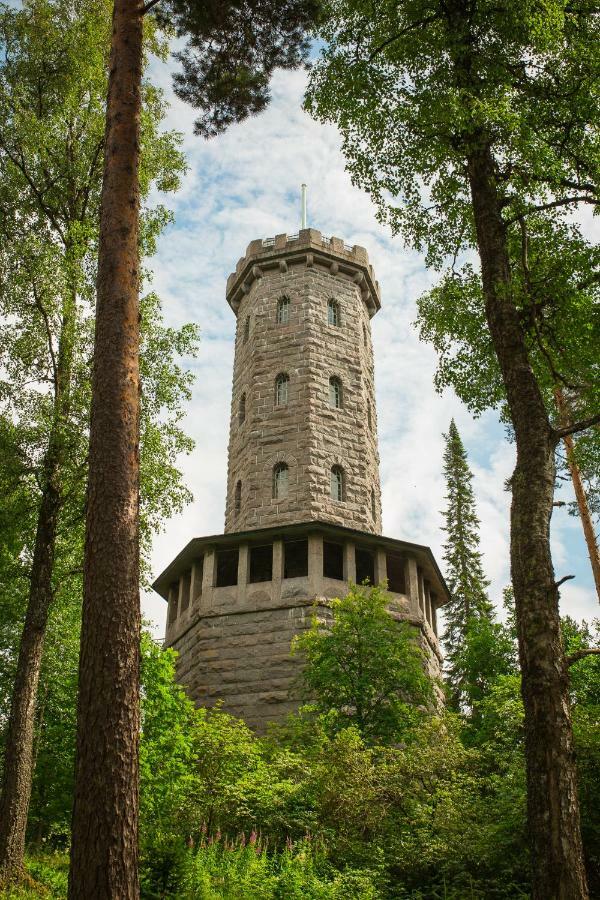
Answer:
154, 520, 448, 669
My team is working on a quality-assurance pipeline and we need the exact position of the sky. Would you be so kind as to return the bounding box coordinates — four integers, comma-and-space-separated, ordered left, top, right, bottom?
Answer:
142, 55, 598, 639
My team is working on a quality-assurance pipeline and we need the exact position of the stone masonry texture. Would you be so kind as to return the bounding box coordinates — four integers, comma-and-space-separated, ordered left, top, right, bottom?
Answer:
157, 230, 448, 732
224, 229, 382, 535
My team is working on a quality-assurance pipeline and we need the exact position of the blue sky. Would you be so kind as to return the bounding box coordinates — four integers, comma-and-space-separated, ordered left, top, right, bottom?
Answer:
142, 57, 598, 637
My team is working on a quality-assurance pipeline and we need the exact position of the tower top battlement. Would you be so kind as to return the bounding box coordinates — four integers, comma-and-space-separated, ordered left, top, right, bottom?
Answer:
226, 227, 381, 316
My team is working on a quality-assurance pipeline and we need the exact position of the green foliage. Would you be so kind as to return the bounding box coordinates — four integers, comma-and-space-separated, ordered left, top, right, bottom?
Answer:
306, 0, 600, 525
0, 0, 199, 834
292, 585, 433, 744
13, 623, 600, 898
152, 0, 322, 137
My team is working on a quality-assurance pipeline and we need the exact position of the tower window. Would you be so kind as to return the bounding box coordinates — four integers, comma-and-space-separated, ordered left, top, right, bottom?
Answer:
327, 299, 340, 326
234, 480, 242, 515
363, 323, 368, 346
329, 376, 342, 409
367, 402, 372, 430
275, 372, 289, 406
273, 462, 289, 499
244, 315, 250, 343
276, 296, 290, 324
330, 465, 344, 501
370, 488, 376, 519
238, 393, 246, 425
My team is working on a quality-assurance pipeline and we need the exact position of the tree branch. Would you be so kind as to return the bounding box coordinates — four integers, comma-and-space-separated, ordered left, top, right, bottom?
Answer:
555, 574, 575, 589
567, 648, 600, 666
140, 0, 162, 14
505, 195, 600, 225
368, 13, 442, 62
556, 413, 600, 439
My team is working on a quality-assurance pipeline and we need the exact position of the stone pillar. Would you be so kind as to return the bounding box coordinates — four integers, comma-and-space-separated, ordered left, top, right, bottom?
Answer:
237, 543, 249, 603
272, 539, 283, 603
308, 532, 323, 598
417, 566, 425, 615
430, 594, 438, 636
201, 547, 216, 612
375, 547, 387, 588
424, 580, 432, 628
178, 571, 191, 616
405, 557, 421, 617
343, 541, 356, 583
167, 583, 179, 626
190, 559, 203, 607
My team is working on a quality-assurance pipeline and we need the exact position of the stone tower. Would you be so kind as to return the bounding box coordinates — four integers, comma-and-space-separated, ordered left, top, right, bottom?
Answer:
224, 230, 381, 535
154, 228, 449, 731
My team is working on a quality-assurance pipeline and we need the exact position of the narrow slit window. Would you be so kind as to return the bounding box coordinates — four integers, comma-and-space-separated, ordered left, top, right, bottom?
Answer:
273, 462, 289, 499
370, 488, 376, 519
330, 465, 344, 501
329, 376, 342, 409
363, 323, 368, 346
244, 315, 250, 342
238, 393, 246, 425
327, 298, 340, 326
367, 402, 372, 430
234, 480, 242, 515
277, 296, 290, 324
275, 373, 289, 406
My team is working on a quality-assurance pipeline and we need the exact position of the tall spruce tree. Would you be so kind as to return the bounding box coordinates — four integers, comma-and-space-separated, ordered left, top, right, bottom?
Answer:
441, 420, 494, 707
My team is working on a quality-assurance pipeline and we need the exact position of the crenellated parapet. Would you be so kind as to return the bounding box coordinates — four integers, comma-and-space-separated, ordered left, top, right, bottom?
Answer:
226, 228, 381, 316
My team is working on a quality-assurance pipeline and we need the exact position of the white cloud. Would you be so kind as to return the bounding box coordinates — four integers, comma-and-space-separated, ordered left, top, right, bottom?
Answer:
142, 60, 598, 637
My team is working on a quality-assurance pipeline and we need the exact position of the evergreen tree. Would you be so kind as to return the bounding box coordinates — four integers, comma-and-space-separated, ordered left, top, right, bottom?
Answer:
441, 420, 494, 708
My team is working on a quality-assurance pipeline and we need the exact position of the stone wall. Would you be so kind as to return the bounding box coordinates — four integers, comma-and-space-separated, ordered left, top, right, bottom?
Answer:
163, 529, 444, 731
223, 230, 382, 535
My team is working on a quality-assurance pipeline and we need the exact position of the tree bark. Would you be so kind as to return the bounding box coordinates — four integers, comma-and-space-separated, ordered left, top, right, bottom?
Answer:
0, 458, 61, 882
0, 276, 76, 882
467, 141, 589, 899
68, 1, 143, 898
554, 387, 600, 605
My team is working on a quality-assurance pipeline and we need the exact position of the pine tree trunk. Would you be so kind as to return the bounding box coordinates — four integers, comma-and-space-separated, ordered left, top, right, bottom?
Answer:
467, 141, 588, 899
0, 461, 60, 882
68, 1, 143, 897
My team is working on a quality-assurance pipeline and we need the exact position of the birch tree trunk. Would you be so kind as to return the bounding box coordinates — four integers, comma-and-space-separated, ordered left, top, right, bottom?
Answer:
467, 141, 588, 900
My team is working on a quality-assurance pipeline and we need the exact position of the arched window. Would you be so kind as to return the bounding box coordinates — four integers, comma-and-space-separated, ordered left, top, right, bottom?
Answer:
363, 323, 368, 347
327, 298, 340, 326
367, 402, 372, 429
238, 392, 246, 425
276, 296, 290, 324
273, 462, 289, 499
330, 466, 344, 501
234, 480, 242, 515
329, 376, 342, 409
275, 372, 289, 406
370, 488, 376, 519
244, 315, 250, 343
